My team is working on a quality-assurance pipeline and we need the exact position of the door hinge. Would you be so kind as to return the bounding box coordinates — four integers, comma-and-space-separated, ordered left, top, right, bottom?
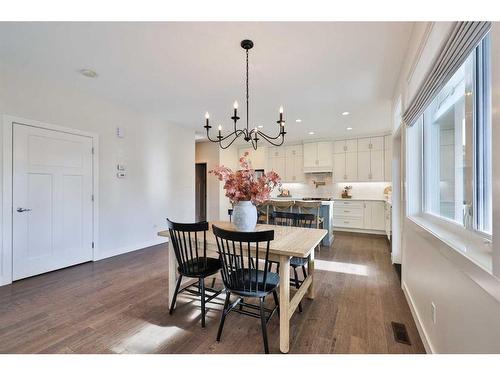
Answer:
92, 242, 94, 249
91, 194, 94, 202
91, 147, 95, 154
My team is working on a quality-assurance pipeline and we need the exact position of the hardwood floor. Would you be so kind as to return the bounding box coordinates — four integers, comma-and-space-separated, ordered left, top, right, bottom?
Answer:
0, 232, 425, 354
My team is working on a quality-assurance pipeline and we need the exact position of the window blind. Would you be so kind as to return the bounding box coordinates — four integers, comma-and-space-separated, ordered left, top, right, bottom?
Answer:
403, 21, 491, 127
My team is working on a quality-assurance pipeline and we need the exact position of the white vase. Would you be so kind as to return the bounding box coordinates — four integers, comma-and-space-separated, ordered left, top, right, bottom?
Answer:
232, 200, 257, 232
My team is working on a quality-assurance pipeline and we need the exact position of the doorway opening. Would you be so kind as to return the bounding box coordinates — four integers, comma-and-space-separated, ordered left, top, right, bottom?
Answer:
195, 163, 207, 222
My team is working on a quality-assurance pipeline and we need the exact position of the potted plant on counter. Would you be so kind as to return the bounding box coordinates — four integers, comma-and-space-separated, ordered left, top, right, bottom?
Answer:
210, 152, 281, 231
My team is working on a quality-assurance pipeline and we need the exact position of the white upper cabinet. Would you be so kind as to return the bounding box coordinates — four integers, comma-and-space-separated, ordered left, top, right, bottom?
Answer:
268, 144, 303, 182
357, 151, 371, 181
333, 139, 358, 181
333, 140, 346, 154
284, 145, 304, 182
345, 151, 358, 181
355, 136, 386, 181
333, 153, 346, 181
345, 139, 358, 153
303, 141, 333, 172
370, 136, 384, 151
370, 150, 385, 181
303, 143, 318, 168
239, 146, 267, 170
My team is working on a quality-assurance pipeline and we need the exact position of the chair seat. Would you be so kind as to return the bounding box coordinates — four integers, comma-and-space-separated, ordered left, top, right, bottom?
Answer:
178, 257, 221, 277
227, 268, 279, 297
290, 256, 308, 267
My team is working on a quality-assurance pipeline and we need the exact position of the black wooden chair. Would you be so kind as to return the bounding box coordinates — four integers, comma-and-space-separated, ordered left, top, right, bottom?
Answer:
269, 211, 314, 313
212, 225, 279, 354
167, 219, 223, 328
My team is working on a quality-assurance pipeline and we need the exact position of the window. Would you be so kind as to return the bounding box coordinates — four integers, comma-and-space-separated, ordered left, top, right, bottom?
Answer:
418, 34, 491, 236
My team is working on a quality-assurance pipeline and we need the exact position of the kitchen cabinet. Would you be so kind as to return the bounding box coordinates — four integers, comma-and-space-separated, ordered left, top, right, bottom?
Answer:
303, 141, 333, 172
364, 201, 385, 231
384, 134, 392, 182
333, 139, 358, 182
332, 199, 387, 233
239, 146, 267, 170
268, 154, 285, 178
334, 151, 357, 182
268, 144, 303, 182
357, 136, 385, 181
284, 145, 304, 182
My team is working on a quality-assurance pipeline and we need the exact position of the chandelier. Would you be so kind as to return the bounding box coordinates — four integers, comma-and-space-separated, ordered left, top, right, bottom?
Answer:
203, 39, 286, 150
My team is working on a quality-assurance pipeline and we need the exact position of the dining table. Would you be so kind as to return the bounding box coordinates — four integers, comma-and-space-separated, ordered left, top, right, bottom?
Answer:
157, 220, 327, 353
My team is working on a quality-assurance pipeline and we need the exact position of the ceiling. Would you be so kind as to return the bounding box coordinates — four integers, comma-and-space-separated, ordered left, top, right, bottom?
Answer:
0, 22, 413, 142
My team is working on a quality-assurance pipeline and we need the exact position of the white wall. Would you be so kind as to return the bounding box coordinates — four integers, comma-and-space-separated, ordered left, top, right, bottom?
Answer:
0, 63, 195, 285
195, 142, 220, 221
394, 22, 500, 353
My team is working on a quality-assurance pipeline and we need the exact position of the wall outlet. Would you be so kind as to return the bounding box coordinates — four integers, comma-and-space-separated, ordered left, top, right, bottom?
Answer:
431, 302, 437, 324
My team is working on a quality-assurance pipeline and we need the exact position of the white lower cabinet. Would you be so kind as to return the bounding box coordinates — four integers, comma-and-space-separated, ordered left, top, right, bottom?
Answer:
333, 200, 387, 233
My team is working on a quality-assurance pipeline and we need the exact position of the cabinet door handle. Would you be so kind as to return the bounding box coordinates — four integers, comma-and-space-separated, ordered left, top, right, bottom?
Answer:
344, 221, 350, 224
343, 145, 347, 151
344, 210, 350, 213
369, 143, 372, 149
344, 174, 347, 179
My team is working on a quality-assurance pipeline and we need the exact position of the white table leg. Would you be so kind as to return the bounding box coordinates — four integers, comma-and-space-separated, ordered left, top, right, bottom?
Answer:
279, 255, 291, 353
306, 248, 315, 300
167, 241, 177, 308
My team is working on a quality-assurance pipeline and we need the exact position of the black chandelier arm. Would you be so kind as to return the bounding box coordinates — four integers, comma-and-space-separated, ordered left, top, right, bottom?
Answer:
257, 131, 285, 146
206, 127, 246, 143
218, 132, 244, 150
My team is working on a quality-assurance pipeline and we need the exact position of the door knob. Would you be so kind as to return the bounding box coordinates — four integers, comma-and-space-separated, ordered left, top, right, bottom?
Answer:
16, 207, 32, 212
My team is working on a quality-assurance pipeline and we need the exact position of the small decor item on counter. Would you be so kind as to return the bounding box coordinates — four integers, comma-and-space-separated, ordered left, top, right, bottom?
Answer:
341, 185, 353, 199
210, 152, 281, 231
277, 187, 291, 197
384, 185, 392, 201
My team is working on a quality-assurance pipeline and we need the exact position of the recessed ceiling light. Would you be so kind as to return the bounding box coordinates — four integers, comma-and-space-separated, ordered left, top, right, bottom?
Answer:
308, 131, 315, 135
342, 111, 350, 116
295, 119, 302, 123
346, 127, 353, 131
257, 125, 264, 129
79, 69, 98, 78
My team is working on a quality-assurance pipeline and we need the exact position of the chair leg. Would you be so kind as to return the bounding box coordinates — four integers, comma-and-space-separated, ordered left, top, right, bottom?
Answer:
302, 265, 308, 279
200, 278, 206, 328
293, 267, 303, 313
169, 274, 183, 315
272, 289, 279, 314
259, 297, 269, 354
216, 291, 231, 342
211, 277, 216, 288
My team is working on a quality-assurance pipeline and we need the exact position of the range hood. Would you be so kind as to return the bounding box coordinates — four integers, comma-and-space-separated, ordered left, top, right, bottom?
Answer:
303, 167, 333, 174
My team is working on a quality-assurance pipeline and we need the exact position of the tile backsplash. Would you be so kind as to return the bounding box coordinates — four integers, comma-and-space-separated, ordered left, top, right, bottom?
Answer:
272, 174, 391, 200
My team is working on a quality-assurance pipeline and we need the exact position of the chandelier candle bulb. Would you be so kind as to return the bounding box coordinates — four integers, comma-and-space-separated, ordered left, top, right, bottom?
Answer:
205, 112, 210, 127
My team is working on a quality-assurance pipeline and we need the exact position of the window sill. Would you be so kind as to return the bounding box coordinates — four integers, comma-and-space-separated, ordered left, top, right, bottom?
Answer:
408, 214, 492, 272
406, 215, 500, 303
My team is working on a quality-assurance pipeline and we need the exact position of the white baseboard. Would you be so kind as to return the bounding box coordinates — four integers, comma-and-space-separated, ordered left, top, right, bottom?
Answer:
402, 280, 434, 353
94, 238, 168, 261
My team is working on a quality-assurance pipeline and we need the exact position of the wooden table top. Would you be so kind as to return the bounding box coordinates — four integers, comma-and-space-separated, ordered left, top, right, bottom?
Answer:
158, 221, 327, 258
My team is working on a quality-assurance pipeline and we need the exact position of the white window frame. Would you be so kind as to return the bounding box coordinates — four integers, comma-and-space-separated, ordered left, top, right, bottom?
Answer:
405, 35, 493, 274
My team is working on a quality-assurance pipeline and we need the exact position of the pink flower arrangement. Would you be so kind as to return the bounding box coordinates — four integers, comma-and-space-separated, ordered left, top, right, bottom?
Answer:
210, 152, 281, 205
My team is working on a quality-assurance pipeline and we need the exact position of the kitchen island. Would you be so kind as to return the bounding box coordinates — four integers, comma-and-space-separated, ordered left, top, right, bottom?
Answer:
270, 198, 334, 246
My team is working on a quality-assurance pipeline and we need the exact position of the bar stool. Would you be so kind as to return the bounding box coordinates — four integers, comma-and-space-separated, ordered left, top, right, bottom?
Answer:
269, 200, 295, 213
294, 201, 323, 229
294, 201, 324, 251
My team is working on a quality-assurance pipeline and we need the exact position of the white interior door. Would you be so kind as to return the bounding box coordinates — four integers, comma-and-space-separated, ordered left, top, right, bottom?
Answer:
12, 124, 94, 280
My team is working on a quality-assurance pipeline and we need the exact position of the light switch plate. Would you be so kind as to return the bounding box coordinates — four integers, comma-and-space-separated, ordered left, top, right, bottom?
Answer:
117, 164, 126, 171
